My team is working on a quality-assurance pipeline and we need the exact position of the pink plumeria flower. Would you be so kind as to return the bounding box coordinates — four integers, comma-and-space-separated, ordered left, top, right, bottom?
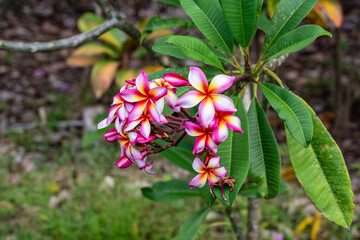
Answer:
134, 158, 157, 175
184, 121, 218, 155
121, 71, 167, 123
189, 157, 227, 189
116, 154, 133, 169
150, 78, 181, 112
212, 112, 243, 145
97, 85, 133, 129
176, 67, 237, 127
163, 73, 190, 87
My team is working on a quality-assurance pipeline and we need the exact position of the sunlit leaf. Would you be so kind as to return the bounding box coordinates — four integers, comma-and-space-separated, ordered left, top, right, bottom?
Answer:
91, 60, 119, 98
286, 105, 354, 228
69, 42, 119, 58
266, 0, 281, 18
115, 69, 137, 88
66, 55, 100, 67
318, 0, 343, 28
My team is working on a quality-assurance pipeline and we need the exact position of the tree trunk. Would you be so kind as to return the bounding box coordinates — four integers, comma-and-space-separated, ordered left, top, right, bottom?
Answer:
247, 198, 261, 240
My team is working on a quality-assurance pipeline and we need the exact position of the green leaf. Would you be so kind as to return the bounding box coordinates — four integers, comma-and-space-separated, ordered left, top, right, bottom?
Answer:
173, 207, 211, 240
204, 42, 233, 65
180, 0, 233, 54
144, 16, 194, 33
213, 97, 249, 206
262, 0, 318, 54
258, 10, 270, 33
77, 12, 126, 50
239, 182, 288, 199
153, 36, 188, 60
247, 97, 281, 199
158, 0, 181, 6
159, 143, 194, 172
166, 36, 224, 70
141, 180, 200, 202
148, 66, 222, 80
260, 82, 313, 147
220, 0, 263, 48
286, 106, 354, 228
265, 25, 332, 61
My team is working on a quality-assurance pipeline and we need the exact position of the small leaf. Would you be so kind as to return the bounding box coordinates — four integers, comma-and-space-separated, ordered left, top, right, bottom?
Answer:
265, 25, 332, 61
173, 207, 211, 240
286, 105, 354, 228
91, 60, 119, 98
153, 36, 189, 59
260, 82, 313, 147
180, 0, 233, 54
221, 0, 264, 48
115, 69, 137, 88
213, 97, 249, 206
141, 180, 200, 202
77, 12, 126, 50
66, 55, 99, 67
262, 0, 318, 54
247, 97, 281, 199
166, 36, 225, 70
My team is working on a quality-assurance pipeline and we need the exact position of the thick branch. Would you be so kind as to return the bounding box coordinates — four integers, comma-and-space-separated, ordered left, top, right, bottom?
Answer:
0, 19, 118, 52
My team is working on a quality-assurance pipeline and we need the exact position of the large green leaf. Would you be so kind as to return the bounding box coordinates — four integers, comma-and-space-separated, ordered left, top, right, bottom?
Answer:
144, 16, 194, 33
159, 139, 194, 172
173, 207, 211, 240
212, 97, 249, 206
260, 82, 313, 147
258, 10, 270, 33
286, 106, 354, 228
198, 184, 216, 207
220, 0, 263, 48
166, 36, 224, 70
180, 0, 233, 54
153, 36, 188, 59
247, 97, 281, 199
262, 0, 318, 54
141, 180, 200, 202
158, 0, 181, 6
265, 25, 332, 61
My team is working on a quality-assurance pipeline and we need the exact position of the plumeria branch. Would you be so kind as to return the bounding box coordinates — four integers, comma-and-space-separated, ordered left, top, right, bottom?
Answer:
0, 0, 168, 67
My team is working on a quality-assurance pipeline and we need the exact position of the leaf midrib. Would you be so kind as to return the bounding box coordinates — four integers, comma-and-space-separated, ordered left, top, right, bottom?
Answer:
262, 84, 306, 144
265, 0, 309, 52
185, 0, 232, 54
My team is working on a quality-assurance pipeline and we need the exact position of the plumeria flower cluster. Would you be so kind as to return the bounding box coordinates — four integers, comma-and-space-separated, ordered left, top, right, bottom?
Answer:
98, 67, 243, 198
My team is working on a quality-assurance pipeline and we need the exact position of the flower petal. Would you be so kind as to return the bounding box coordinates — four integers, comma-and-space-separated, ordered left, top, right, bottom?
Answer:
188, 67, 208, 94
107, 105, 120, 125
144, 161, 157, 175
154, 97, 165, 114
223, 115, 243, 133
121, 89, 147, 102
211, 166, 227, 178
198, 96, 215, 127
147, 100, 161, 123
135, 159, 147, 170
184, 122, 204, 137
136, 71, 150, 95
189, 173, 207, 189
208, 74, 235, 94
116, 156, 133, 168
112, 93, 123, 105
137, 135, 156, 144
128, 132, 138, 145
210, 94, 237, 112
207, 156, 221, 169
117, 105, 129, 121
193, 135, 206, 155
128, 100, 148, 122
97, 118, 109, 129
165, 90, 180, 112
125, 118, 142, 132
149, 86, 167, 101
176, 90, 205, 108
140, 119, 151, 138
104, 129, 118, 142
212, 120, 229, 144
164, 73, 190, 87
205, 135, 218, 154
207, 173, 220, 186
192, 157, 206, 173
